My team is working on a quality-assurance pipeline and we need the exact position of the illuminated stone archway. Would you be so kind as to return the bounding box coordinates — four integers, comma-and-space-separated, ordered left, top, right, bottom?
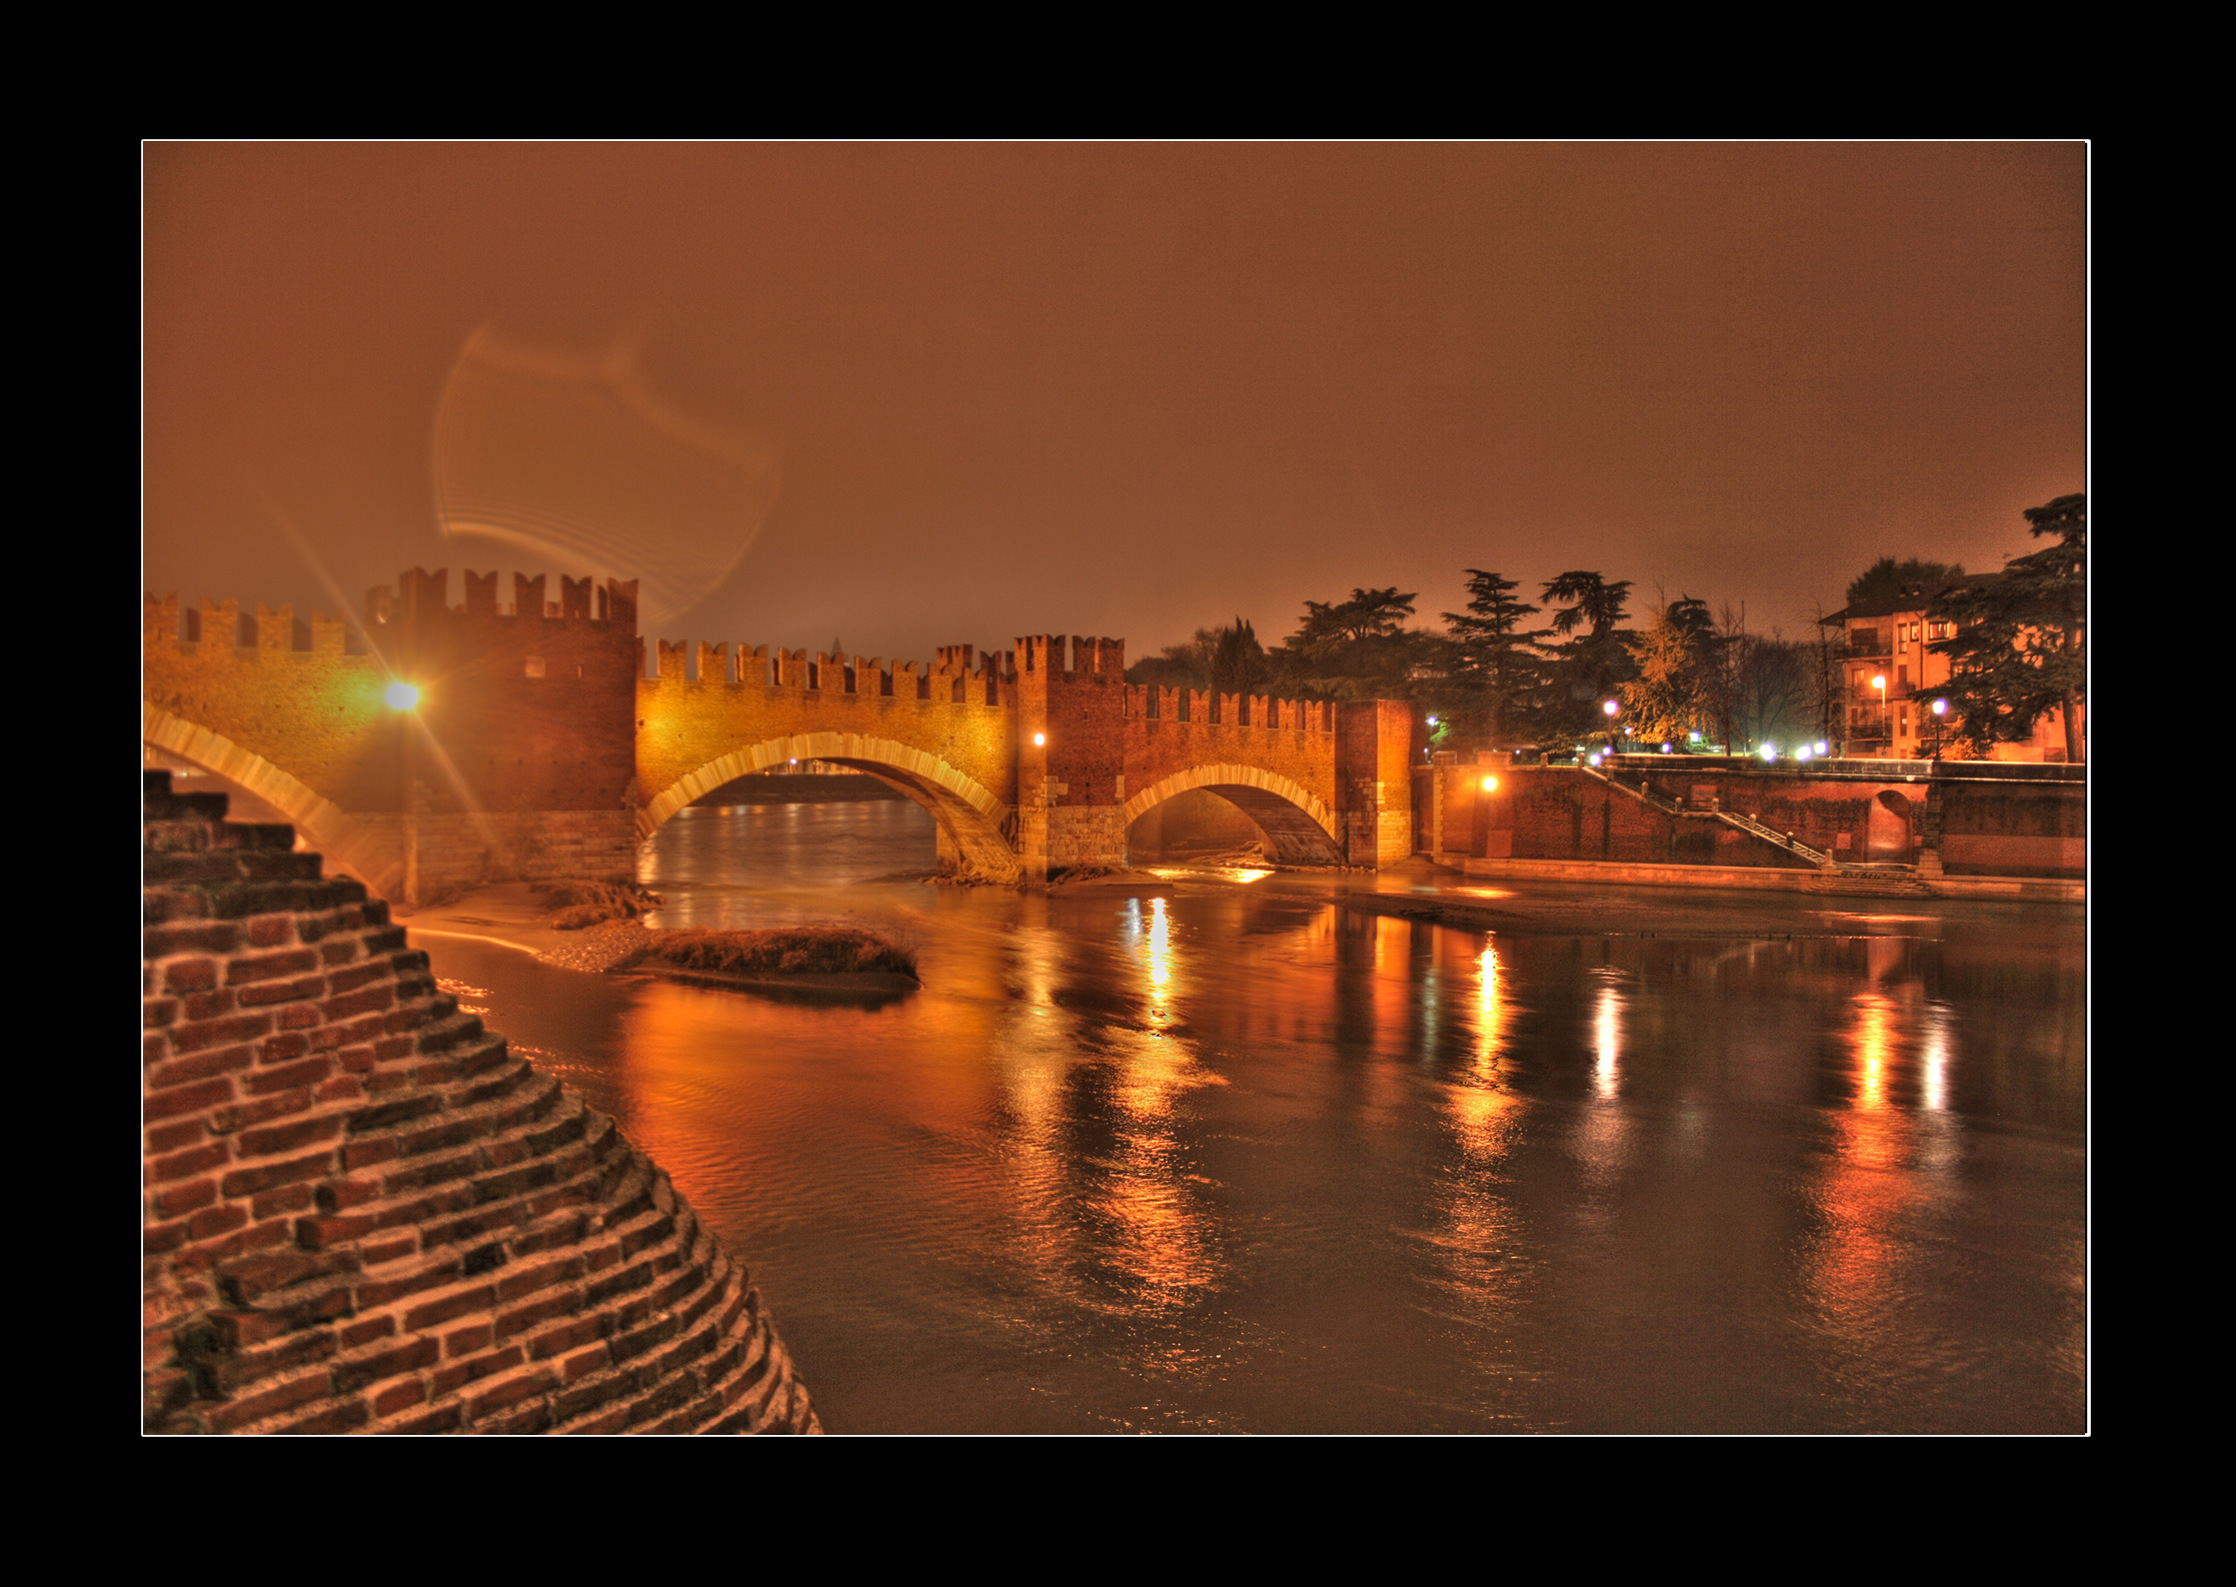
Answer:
1122, 764, 1344, 866
142, 704, 397, 893
641, 731, 1020, 881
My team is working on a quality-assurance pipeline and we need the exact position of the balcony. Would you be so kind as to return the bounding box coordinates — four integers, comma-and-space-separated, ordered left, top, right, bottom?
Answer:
1850, 681, 1913, 704
1843, 635, 1890, 658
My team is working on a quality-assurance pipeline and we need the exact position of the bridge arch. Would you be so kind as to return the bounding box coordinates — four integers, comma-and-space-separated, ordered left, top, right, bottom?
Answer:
641, 732, 1020, 881
1122, 764, 1343, 866
142, 705, 397, 893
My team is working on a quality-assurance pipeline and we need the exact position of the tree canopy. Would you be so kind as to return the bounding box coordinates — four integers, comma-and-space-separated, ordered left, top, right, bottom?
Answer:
1125, 616, 1267, 696
1531, 571, 1637, 741
1619, 596, 1717, 743
1269, 587, 1442, 701
1844, 556, 1965, 609
1918, 494, 2085, 759
1442, 570, 1541, 744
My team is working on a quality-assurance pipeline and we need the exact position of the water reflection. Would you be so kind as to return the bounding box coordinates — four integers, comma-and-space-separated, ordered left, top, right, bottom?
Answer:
409, 807, 2085, 1431
1797, 978, 1983, 1410
1570, 966, 1634, 1209
1592, 974, 1623, 1100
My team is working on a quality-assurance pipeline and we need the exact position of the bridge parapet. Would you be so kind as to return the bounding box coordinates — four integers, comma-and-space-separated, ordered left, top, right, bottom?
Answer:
635, 632, 1024, 874
146, 570, 642, 899
152, 582, 1418, 890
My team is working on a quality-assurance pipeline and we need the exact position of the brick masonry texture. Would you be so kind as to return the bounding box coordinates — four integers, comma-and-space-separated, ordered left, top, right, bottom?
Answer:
143, 772, 820, 1435
1425, 762, 2084, 878
149, 578, 1422, 884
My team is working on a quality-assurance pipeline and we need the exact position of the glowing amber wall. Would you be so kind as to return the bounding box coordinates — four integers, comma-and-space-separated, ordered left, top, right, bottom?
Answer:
635, 643, 1019, 816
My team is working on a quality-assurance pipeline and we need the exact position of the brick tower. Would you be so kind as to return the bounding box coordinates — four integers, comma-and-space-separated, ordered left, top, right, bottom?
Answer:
1012, 635, 1128, 883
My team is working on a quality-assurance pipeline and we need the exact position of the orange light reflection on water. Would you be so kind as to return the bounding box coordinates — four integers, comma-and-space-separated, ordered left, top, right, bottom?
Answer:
1429, 937, 1531, 1333
1801, 984, 1965, 1362
1593, 979, 1622, 1100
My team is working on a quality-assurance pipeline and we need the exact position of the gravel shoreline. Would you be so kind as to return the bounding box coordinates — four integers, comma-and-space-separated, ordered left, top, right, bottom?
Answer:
532, 919, 652, 973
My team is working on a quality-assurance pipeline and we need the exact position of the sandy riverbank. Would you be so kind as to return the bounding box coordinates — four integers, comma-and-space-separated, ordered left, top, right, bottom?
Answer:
393, 884, 651, 970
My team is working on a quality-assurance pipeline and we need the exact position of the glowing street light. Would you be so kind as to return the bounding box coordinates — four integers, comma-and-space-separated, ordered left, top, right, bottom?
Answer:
1032, 732, 1046, 747
386, 681, 423, 904
1871, 673, 1888, 746
1480, 775, 1499, 793
1929, 696, 1949, 762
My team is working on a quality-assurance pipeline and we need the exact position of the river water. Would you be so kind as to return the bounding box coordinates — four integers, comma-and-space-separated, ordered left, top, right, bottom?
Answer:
420, 799, 2087, 1433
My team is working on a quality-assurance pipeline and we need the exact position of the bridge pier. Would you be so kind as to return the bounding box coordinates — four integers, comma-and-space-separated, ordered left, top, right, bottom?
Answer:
1014, 635, 1129, 884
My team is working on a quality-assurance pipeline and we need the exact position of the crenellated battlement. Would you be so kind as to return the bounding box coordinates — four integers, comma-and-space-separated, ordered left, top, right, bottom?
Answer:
150, 589, 1413, 885
648, 634, 1020, 706
145, 592, 370, 657
361, 567, 640, 630
1121, 680, 1334, 733
1013, 634, 1126, 682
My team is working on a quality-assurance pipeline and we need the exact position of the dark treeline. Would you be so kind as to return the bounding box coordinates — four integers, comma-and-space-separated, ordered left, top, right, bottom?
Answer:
1127, 492, 2085, 759
1125, 575, 1822, 754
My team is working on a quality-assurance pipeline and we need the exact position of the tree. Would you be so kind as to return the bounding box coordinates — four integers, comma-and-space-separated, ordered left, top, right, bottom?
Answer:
1534, 571, 1637, 744
1442, 570, 1541, 745
1918, 494, 2086, 760
1619, 595, 1717, 743
1125, 617, 1267, 696
1708, 603, 1823, 753
1844, 557, 1965, 609
1126, 632, 1213, 691
1292, 586, 1418, 648
1206, 617, 1269, 697
1268, 587, 1441, 701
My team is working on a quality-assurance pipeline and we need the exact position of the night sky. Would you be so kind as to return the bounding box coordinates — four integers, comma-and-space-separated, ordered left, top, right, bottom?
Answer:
144, 144, 2085, 659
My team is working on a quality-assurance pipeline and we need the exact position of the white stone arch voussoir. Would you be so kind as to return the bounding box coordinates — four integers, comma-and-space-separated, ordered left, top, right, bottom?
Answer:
143, 704, 389, 889
1122, 763, 1339, 841
640, 732, 1014, 846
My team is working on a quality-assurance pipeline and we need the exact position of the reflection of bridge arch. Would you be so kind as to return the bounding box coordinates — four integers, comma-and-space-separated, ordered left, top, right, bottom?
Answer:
142, 705, 396, 892
641, 732, 1020, 881
1122, 765, 1344, 866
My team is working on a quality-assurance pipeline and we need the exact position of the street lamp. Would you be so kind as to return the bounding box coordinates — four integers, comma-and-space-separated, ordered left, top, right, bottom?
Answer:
387, 681, 422, 906
1871, 673, 1888, 752
1929, 697, 1948, 762
1601, 698, 1620, 759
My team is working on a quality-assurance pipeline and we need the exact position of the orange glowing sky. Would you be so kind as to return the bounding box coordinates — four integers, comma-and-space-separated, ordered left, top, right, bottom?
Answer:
144, 144, 2085, 658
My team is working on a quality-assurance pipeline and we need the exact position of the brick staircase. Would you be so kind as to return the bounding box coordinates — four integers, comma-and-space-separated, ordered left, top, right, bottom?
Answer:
143, 772, 820, 1434
1580, 763, 1835, 868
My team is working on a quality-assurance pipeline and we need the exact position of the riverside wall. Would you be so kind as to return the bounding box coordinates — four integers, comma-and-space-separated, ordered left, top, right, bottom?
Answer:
1423, 758, 2084, 880
142, 772, 819, 1434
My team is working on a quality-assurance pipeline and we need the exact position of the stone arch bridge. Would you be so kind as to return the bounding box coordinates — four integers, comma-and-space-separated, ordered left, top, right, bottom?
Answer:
145, 569, 1416, 894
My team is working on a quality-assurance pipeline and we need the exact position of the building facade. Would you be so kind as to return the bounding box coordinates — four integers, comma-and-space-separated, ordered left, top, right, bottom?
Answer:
1823, 573, 2080, 761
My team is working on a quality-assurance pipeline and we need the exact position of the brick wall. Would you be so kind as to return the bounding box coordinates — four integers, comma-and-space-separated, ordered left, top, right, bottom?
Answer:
1435, 761, 2083, 878
638, 642, 1020, 821
143, 773, 819, 1434
1123, 685, 1341, 821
